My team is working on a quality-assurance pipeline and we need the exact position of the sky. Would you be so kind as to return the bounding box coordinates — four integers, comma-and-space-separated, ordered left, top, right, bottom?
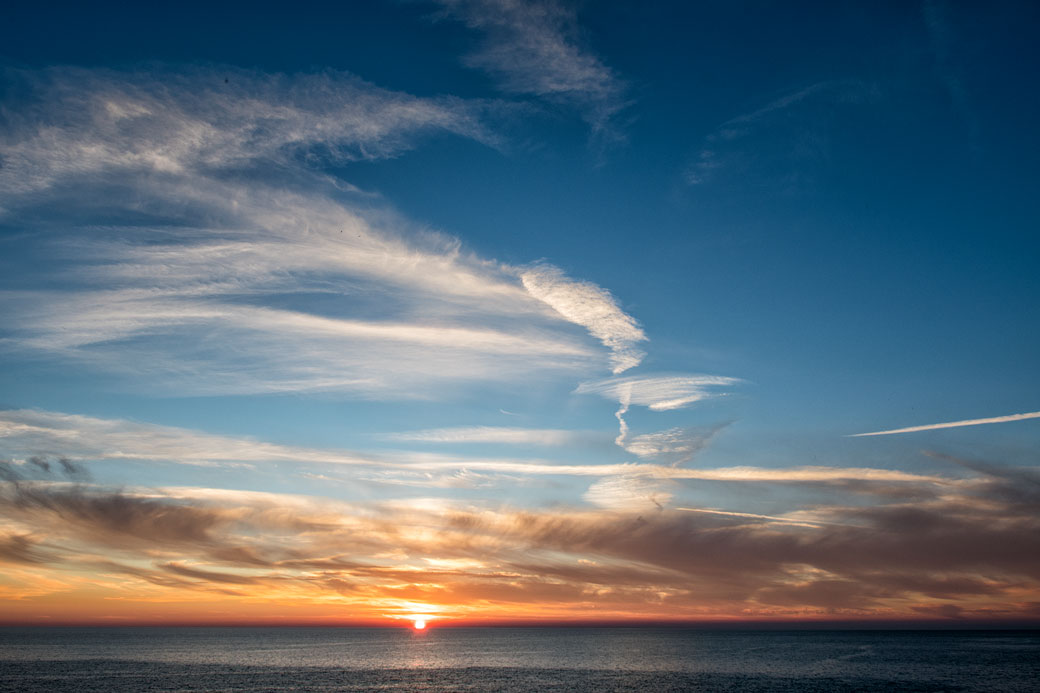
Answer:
0, 0, 1038, 627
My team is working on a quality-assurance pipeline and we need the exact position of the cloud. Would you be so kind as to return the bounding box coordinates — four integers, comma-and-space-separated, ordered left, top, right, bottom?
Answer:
0, 409, 949, 488
0, 65, 497, 197
923, 0, 978, 146
4, 284, 595, 396
675, 506, 831, 529
521, 264, 646, 374
350, 468, 523, 490
922, 452, 1040, 513
3, 444, 1036, 623
162, 562, 262, 585
623, 423, 729, 466
0, 455, 90, 484
583, 474, 674, 512
910, 603, 964, 619
0, 409, 377, 467
0, 534, 46, 565
386, 426, 583, 445
575, 373, 739, 410
0, 66, 648, 397
686, 80, 879, 188
655, 466, 941, 484
850, 411, 1040, 437
431, 0, 627, 139
0, 481, 232, 550
613, 397, 631, 447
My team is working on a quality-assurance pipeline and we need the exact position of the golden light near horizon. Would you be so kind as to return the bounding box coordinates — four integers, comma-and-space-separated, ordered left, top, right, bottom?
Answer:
413, 619, 426, 630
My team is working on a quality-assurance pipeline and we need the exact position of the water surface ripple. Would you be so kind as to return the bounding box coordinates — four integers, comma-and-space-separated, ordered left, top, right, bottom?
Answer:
0, 627, 1036, 692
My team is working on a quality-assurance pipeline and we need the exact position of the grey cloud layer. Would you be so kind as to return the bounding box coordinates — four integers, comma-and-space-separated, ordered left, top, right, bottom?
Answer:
2, 454, 1037, 619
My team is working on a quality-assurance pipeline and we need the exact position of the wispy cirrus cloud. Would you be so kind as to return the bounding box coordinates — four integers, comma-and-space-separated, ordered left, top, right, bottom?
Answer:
0, 66, 644, 397
521, 264, 646, 374
675, 506, 833, 529
0, 409, 377, 467
574, 373, 739, 447
3, 283, 594, 396
0, 65, 499, 198
575, 373, 740, 411
0, 408, 945, 487
386, 426, 585, 446
686, 79, 879, 188
430, 0, 628, 140
623, 423, 729, 466
583, 473, 674, 512
923, 0, 978, 147
850, 411, 1040, 437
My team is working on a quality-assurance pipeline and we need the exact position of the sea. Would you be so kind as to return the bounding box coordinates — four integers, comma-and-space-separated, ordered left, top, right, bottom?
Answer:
0, 627, 1037, 692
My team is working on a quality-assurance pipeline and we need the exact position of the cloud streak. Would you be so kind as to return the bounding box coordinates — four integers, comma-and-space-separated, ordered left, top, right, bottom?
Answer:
521, 264, 646, 374
431, 0, 627, 139
623, 424, 729, 466
686, 80, 879, 188
850, 411, 1040, 437
575, 374, 740, 411
0, 65, 498, 197
0, 66, 644, 397
386, 426, 584, 446
583, 474, 673, 512
0, 409, 377, 467
4, 412, 1032, 624
0, 408, 947, 486
1, 458, 1036, 623
575, 374, 739, 445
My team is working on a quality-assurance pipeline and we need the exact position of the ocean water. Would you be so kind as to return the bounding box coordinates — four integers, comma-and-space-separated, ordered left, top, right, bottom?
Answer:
0, 627, 1037, 692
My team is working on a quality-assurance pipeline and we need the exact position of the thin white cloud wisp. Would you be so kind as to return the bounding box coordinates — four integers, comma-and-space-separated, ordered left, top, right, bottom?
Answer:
0, 66, 644, 397
850, 411, 1040, 437
575, 374, 740, 411
521, 264, 647, 374
386, 426, 583, 446
431, 0, 628, 139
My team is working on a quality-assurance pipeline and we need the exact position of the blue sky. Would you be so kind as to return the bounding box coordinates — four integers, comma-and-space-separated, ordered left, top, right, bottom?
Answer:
0, 1, 1038, 624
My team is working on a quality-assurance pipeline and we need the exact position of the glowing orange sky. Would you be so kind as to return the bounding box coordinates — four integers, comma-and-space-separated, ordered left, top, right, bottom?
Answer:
2, 473, 1039, 626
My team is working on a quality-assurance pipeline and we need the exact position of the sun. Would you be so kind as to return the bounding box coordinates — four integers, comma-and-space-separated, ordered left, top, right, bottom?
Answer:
413, 619, 426, 630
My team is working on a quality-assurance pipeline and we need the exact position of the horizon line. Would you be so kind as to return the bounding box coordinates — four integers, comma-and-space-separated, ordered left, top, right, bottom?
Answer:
3, 619, 1038, 630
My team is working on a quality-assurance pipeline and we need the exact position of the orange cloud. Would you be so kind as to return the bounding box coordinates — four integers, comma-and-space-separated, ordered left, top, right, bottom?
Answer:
1, 455, 1039, 625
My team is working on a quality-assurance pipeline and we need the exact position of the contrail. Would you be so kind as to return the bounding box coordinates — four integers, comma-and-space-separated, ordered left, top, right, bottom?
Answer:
850, 411, 1040, 437
614, 400, 630, 447
675, 507, 833, 527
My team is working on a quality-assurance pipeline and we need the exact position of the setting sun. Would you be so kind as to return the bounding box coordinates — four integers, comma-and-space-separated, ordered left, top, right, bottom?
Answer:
413, 619, 426, 630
